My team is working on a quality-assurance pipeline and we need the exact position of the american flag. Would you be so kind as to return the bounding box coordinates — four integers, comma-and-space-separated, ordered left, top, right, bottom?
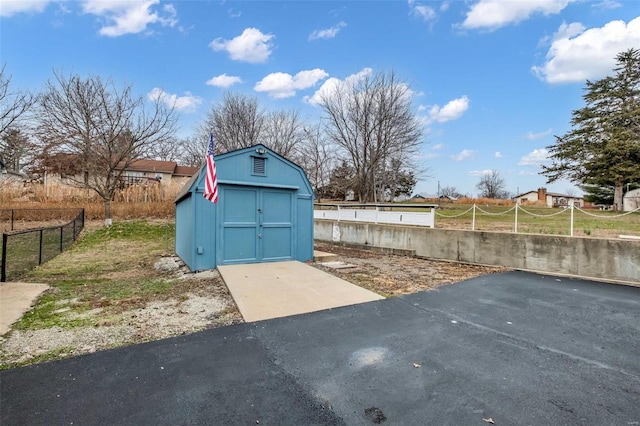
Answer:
203, 133, 218, 203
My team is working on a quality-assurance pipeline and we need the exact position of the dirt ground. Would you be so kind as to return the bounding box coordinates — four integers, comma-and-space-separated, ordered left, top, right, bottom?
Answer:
0, 243, 505, 368
0, 263, 243, 368
314, 242, 507, 297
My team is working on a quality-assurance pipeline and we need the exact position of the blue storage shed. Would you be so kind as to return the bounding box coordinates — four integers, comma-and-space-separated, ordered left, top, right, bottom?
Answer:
175, 144, 314, 271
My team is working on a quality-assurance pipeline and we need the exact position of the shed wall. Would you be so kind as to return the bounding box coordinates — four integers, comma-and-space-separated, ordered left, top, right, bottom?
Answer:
175, 145, 314, 272
192, 192, 217, 271
175, 195, 194, 269
296, 195, 314, 261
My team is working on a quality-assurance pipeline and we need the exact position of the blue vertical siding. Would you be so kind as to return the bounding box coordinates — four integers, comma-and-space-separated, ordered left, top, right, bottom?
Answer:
175, 195, 194, 270
193, 191, 217, 271
296, 195, 314, 262
175, 144, 314, 271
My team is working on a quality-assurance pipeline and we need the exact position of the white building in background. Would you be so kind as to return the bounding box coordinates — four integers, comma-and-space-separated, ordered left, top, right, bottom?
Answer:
623, 189, 640, 212
514, 188, 584, 208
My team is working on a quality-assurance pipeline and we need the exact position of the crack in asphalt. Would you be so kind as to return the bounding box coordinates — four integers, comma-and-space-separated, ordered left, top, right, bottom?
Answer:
403, 300, 640, 382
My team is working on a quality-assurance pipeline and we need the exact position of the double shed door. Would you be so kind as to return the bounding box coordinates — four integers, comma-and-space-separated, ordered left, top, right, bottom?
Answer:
219, 186, 294, 264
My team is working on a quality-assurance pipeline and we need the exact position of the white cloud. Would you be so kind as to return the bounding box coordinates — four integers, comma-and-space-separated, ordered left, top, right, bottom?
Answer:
526, 128, 553, 140
0, 0, 51, 16
432, 143, 445, 150
408, 0, 437, 22
418, 152, 441, 160
429, 95, 470, 123
494, 151, 503, 158
518, 148, 550, 166
210, 28, 274, 64
451, 149, 475, 161
255, 69, 329, 99
460, 0, 574, 31
147, 88, 202, 112
305, 68, 373, 105
533, 17, 640, 84
552, 21, 585, 41
309, 21, 346, 40
206, 74, 242, 88
82, 0, 177, 37
412, 4, 436, 22
468, 169, 493, 177
593, 0, 622, 10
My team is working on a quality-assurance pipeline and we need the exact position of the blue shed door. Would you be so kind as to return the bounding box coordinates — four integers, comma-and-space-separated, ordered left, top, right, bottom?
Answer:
219, 186, 294, 265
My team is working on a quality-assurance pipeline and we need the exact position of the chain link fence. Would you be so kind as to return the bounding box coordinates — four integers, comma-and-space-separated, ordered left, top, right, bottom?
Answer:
1, 208, 85, 282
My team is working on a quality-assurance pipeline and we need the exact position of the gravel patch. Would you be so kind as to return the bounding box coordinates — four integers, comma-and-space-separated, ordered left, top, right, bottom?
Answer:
0, 292, 240, 366
0, 263, 243, 368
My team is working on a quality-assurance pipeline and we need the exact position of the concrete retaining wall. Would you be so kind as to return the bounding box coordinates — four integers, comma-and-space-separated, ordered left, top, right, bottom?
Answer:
315, 220, 640, 283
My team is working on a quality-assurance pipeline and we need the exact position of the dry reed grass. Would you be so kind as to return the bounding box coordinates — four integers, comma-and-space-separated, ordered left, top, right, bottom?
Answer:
404, 197, 515, 206
0, 180, 183, 220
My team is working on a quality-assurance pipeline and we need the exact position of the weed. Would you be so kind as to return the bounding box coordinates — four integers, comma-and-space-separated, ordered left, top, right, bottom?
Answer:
12, 220, 177, 331
0, 347, 77, 371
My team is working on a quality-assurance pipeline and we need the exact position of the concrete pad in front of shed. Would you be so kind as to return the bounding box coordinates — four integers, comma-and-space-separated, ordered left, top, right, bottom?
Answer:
0, 282, 49, 335
218, 261, 383, 322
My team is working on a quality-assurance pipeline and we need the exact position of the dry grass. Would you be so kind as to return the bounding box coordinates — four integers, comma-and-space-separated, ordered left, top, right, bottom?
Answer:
0, 180, 182, 221
400, 197, 515, 206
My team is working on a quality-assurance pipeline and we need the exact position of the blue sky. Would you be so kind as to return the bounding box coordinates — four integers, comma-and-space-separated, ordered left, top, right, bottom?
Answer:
2, 0, 639, 197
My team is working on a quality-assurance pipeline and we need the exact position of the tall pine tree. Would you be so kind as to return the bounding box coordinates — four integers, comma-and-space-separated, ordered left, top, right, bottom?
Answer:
542, 48, 640, 210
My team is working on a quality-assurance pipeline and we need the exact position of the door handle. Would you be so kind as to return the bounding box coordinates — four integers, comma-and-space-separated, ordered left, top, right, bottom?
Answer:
258, 234, 262, 239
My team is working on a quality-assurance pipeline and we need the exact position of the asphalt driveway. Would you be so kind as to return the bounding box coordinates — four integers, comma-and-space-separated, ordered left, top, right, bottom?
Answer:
2, 271, 639, 425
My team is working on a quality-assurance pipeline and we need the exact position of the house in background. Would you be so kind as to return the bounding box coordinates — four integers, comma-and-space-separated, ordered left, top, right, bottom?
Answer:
37, 154, 199, 186
0, 158, 29, 183
118, 159, 199, 186
624, 188, 640, 212
514, 187, 584, 208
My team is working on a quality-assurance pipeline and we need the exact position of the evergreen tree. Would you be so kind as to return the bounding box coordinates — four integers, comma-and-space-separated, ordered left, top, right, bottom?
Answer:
542, 49, 640, 211
579, 184, 614, 206
325, 160, 355, 200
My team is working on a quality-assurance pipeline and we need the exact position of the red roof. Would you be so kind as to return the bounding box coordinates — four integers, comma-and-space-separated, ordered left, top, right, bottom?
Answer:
173, 165, 199, 177
124, 159, 177, 174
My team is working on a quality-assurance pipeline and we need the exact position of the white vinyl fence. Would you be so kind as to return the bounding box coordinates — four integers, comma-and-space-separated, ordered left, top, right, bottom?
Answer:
314, 204, 435, 228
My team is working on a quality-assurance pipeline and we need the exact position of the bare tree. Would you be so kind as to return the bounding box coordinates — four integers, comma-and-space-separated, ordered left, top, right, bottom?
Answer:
375, 155, 419, 201
439, 185, 464, 198
146, 136, 183, 162
0, 65, 35, 136
318, 70, 423, 202
36, 72, 177, 225
1, 128, 34, 173
476, 170, 508, 199
296, 123, 337, 198
261, 109, 305, 157
201, 92, 264, 154
176, 135, 208, 168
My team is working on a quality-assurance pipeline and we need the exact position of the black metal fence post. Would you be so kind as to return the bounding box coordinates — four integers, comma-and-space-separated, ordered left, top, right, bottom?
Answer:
0, 208, 86, 280
1, 233, 7, 282
38, 229, 43, 265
